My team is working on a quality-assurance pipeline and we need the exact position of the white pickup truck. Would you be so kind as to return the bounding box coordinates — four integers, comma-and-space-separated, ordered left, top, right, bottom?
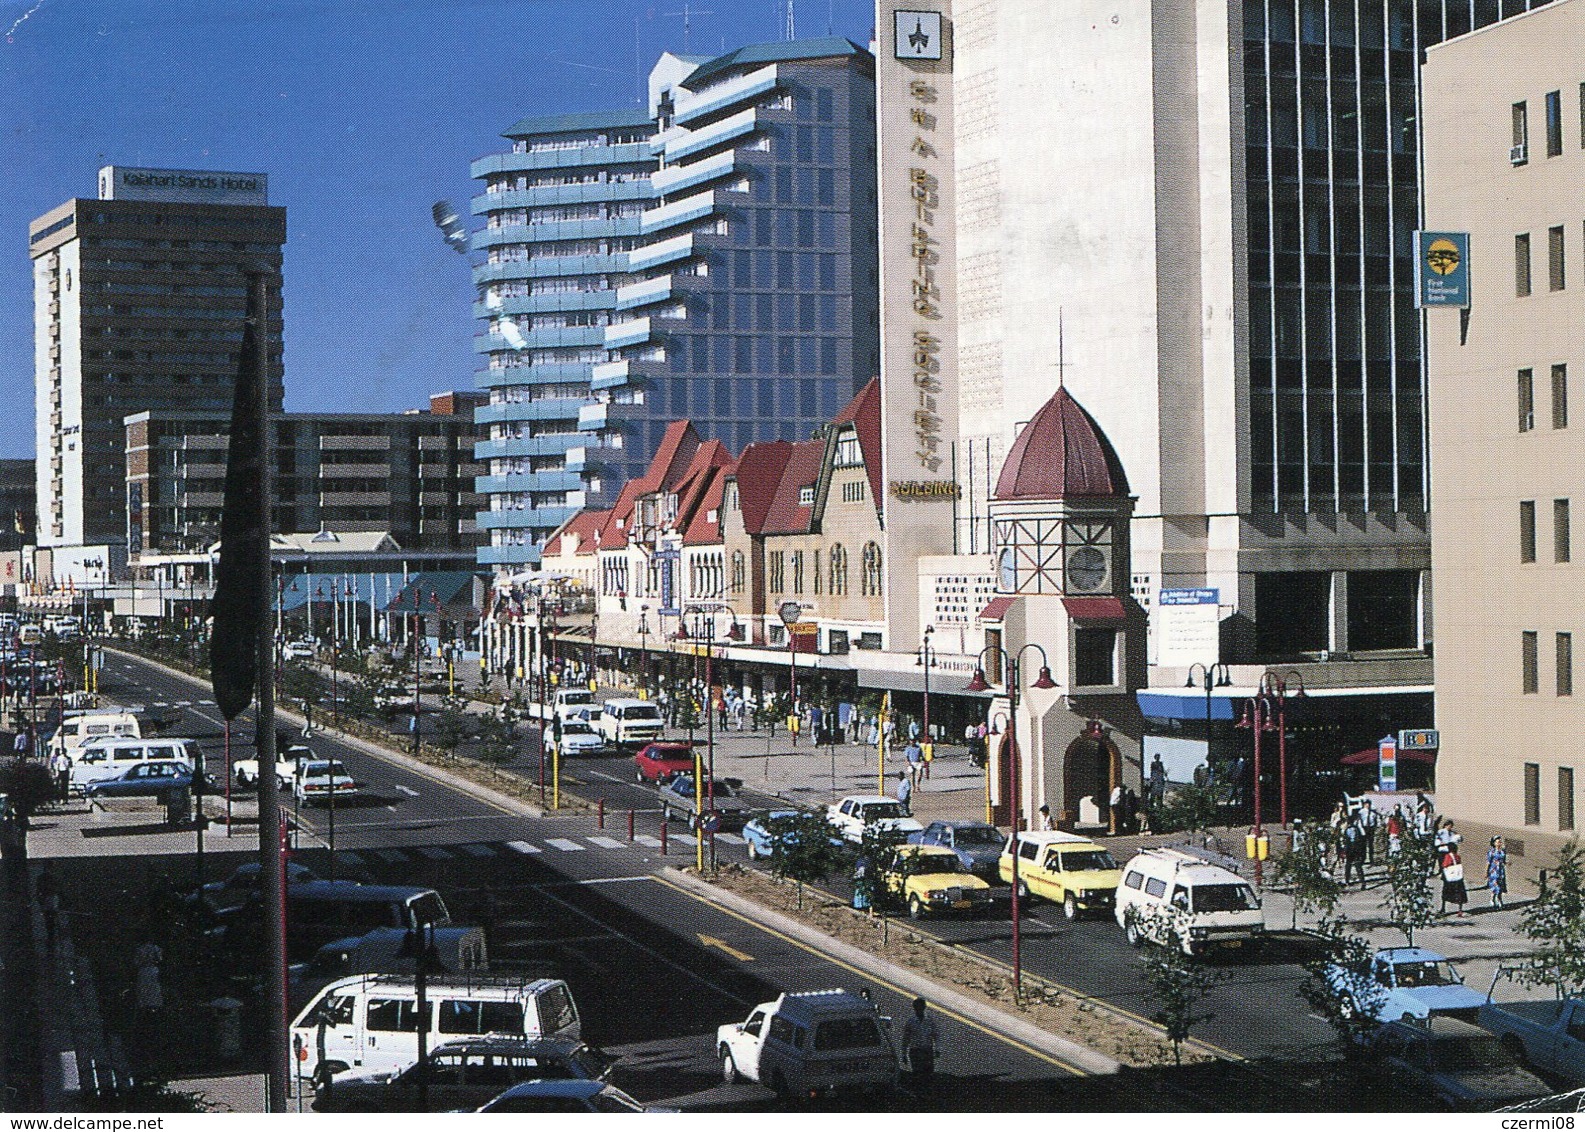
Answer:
233, 745, 312, 789
716, 989, 897, 1098
1479, 997, 1585, 1083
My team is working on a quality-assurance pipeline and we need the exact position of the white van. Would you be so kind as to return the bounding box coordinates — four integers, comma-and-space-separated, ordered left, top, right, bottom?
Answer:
595, 698, 664, 750
717, 989, 898, 1097
291, 974, 581, 1085
70, 736, 200, 792
49, 711, 142, 759
1114, 848, 1266, 956
551, 687, 595, 723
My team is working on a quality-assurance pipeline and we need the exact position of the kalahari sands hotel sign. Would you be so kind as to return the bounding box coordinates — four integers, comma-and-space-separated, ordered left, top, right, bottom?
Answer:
875, 0, 957, 654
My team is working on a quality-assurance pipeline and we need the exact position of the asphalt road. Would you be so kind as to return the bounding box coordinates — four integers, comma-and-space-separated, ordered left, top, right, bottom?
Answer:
87, 651, 1082, 1110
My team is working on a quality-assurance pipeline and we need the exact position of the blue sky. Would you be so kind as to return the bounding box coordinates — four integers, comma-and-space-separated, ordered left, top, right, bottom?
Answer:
0, 0, 878, 457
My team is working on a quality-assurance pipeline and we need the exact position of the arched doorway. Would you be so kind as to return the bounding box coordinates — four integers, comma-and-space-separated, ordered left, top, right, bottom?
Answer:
1062, 721, 1121, 831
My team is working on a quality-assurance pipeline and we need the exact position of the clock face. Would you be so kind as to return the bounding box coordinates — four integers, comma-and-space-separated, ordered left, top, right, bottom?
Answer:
997, 548, 1016, 592
1066, 546, 1107, 592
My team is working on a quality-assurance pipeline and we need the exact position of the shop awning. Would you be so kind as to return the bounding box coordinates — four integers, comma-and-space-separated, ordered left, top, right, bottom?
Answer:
1341, 746, 1436, 765
978, 596, 1015, 622
1061, 596, 1126, 621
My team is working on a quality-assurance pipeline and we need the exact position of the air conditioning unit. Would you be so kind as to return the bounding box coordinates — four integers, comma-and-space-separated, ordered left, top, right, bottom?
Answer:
1510, 143, 1528, 165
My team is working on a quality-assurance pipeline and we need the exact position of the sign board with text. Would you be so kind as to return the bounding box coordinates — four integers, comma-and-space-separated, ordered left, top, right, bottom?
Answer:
1154, 588, 1221, 669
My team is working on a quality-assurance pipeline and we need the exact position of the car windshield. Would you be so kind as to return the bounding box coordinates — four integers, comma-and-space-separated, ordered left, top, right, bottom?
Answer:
563, 723, 594, 735
1060, 849, 1118, 871
1192, 883, 1260, 912
1432, 1034, 1508, 1071
862, 802, 904, 820
953, 827, 1001, 846
649, 746, 690, 760
303, 761, 348, 777
560, 692, 592, 705
1394, 961, 1459, 988
913, 854, 969, 874
624, 705, 661, 721
812, 1016, 886, 1051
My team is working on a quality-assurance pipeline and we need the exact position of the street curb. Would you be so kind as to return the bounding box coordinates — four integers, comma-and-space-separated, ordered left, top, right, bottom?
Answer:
656, 866, 1123, 1076
104, 648, 545, 820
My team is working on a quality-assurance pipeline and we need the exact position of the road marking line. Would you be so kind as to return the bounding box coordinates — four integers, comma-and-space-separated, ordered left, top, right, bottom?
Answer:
648, 873, 1088, 1076
200, 700, 216, 705
697, 933, 754, 962
633, 835, 663, 848
715, 832, 746, 845
458, 843, 498, 857
546, 838, 585, 852
505, 840, 541, 854
374, 848, 408, 863
586, 836, 624, 849
394, 785, 420, 798
416, 846, 453, 859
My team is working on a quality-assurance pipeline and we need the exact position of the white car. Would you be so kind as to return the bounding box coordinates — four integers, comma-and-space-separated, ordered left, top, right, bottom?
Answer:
825, 795, 924, 845
234, 744, 311, 789
282, 640, 317, 661
555, 719, 606, 757
293, 759, 358, 805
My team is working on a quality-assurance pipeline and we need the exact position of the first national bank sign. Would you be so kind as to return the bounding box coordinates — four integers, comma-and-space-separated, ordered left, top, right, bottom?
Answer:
99, 165, 269, 206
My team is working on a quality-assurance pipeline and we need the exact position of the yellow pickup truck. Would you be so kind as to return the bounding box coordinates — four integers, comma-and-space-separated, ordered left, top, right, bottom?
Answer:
879, 844, 994, 919
999, 831, 1122, 920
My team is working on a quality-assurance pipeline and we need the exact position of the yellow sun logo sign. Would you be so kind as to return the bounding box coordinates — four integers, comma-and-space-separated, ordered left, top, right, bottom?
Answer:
1426, 237, 1461, 276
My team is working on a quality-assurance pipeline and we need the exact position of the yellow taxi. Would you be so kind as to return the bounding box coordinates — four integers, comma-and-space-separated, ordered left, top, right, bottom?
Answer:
998, 831, 1121, 920
879, 844, 994, 919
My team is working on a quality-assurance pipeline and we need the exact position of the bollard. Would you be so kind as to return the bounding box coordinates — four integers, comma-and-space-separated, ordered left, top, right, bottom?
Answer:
628, 809, 635, 841
598, 797, 605, 830
660, 821, 668, 855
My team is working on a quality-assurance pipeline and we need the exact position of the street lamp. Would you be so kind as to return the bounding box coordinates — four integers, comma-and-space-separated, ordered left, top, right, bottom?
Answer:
1245, 671, 1306, 827
916, 625, 936, 759
965, 643, 1058, 997
1185, 662, 1233, 786
778, 601, 800, 743
682, 602, 740, 870
637, 605, 651, 699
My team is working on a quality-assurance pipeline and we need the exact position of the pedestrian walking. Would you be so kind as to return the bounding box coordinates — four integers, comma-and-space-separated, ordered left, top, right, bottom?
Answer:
904, 739, 923, 786
49, 748, 70, 804
1435, 817, 1462, 854
1359, 802, 1380, 865
1341, 818, 1368, 886
900, 997, 940, 1088
895, 770, 913, 815
1414, 794, 1435, 837
1148, 754, 1168, 809
13, 728, 28, 758
1386, 806, 1404, 858
1486, 836, 1509, 909
920, 739, 934, 780
1440, 847, 1469, 917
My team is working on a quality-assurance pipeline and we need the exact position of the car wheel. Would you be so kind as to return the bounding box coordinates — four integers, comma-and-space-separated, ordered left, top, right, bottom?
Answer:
908, 895, 924, 920
1337, 995, 1357, 1021
770, 1069, 791, 1100
1125, 920, 1143, 948
719, 1046, 739, 1084
1501, 1034, 1530, 1068
635, 768, 645, 784
1063, 894, 1079, 921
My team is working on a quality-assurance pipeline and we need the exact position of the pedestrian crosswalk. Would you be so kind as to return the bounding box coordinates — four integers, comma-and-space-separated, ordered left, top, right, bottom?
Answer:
326, 829, 748, 868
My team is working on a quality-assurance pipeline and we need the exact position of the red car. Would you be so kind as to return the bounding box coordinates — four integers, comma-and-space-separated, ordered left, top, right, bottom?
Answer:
633, 741, 697, 784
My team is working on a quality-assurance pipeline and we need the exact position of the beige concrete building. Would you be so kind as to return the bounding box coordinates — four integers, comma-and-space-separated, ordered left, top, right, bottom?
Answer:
1425, 0, 1585, 854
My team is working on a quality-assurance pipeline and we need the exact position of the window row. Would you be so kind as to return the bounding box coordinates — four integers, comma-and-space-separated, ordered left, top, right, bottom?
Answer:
1519, 498, 1571, 564
1514, 224, 1584, 297
1521, 630, 1576, 696
1521, 762, 1577, 832
1517, 364, 1569, 432
1510, 85, 1585, 165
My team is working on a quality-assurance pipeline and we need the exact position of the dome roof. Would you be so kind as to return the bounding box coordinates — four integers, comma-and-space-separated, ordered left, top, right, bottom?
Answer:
993, 386, 1129, 501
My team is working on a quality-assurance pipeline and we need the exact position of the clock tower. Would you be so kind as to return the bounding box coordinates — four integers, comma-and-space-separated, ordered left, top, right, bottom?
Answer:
983, 386, 1146, 830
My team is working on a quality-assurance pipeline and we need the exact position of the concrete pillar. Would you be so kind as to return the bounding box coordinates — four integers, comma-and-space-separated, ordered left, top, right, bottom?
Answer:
1329, 570, 1349, 655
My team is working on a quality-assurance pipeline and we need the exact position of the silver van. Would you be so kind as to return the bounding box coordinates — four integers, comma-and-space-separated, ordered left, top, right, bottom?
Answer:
595, 698, 664, 750
70, 736, 200, 792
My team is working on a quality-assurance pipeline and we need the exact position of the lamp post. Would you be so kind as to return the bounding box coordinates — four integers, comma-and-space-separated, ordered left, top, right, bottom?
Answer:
1257, 671, 1305, 827
778, 601, 800, 744
916, 625, 936, 758
966, 643, 1058, 997
637, 605, 651, 699
1185, 661, 1233, 786
986, 711, 1009, 826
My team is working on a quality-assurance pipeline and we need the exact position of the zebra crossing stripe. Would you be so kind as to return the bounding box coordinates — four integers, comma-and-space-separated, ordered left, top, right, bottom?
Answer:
546, 838, 585, 852
459, 843, 498, 857
715, 833, 746, 845
586, 836, 624, 849
504, 840, 541, 854
633, 835, 663, 848
416, 846, 453, 860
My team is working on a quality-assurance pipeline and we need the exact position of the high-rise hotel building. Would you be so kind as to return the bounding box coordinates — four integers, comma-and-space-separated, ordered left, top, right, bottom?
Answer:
470, 38, 878, 571
29, 166, 285, 549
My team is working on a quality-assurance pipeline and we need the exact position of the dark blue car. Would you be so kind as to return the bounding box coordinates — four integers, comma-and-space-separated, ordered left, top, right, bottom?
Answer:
82, 759, 205, 802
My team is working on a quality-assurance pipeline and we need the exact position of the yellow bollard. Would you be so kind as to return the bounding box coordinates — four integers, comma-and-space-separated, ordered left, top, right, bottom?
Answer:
1245, 831, 1258, 859
1257, 834, 1270, 861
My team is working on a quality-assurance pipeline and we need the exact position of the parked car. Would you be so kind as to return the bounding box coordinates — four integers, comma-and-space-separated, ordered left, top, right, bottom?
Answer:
878, 844, 993, 919
81, 760, 207, 802
283, 640, 317, 661
476, 1079, 655, 1113
554, 720, 606, 757
1371, 1016, 1550, 1110
632, 741, 697, 784
293, 760, 359, 805
742, 809, 802, 861
825, 795, 923, 845
1326, 947, 1485, 1024
1000, 831, 1121, 919
658, 773, 750, 831
196, 861, 322, 914
716, 989, 898, 1098
314, 1036, 611, 1112
1479, 997, 1585, 1083
909, 820, 1004, 880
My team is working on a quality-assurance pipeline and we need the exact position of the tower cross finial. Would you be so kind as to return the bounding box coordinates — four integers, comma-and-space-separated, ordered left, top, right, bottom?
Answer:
1056, 307, 1066, 389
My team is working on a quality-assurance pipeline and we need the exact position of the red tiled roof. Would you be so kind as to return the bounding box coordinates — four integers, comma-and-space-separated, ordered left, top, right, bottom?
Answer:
760, 440, 825, 534
733, 441, 796, 535
979, 595, 1016, 621
994, 386, 1129, 501
547, 509, 608, 558
832, 378, 882, 507
682, 463, 733, 545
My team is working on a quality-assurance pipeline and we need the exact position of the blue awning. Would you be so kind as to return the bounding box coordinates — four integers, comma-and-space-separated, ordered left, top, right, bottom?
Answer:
1136, 691, 1239, 721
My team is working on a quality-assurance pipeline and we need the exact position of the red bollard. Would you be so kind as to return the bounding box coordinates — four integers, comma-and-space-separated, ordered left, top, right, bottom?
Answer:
660, 821, 668, 855
598, 797, 605, 829
628, 809, 635, 841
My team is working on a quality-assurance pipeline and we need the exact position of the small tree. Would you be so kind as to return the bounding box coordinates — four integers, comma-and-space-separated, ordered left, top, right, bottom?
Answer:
1153, 781, 1222, 836
1299, 916, 1388, 1051
1382, 830, 1440, 945
432, 696, 472, 759
476, 710, 518, 767
1130, 906, 1223, 1066
1274, 825, 1345, 929
764, 811, 849, 909
1514, 839, 1585, 998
